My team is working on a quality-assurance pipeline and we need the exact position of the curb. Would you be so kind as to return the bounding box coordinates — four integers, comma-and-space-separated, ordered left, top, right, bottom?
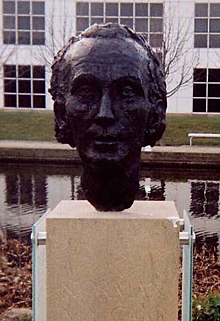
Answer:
0, 141, 220, 168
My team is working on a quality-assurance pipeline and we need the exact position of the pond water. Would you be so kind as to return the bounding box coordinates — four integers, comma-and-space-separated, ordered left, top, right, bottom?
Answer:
0, 163, 220, 253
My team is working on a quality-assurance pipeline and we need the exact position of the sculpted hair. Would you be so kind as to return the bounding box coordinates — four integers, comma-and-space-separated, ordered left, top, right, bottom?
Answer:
49, 23, 167, 147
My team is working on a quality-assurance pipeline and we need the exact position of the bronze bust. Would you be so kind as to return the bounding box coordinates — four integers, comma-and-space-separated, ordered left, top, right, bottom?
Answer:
50, 23, 167, 211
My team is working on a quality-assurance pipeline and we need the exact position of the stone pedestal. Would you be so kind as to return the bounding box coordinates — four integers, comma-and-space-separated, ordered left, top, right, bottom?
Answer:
46, 200, 180, 321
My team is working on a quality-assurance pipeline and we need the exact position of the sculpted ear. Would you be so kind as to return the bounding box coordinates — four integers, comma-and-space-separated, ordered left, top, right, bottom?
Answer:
54, 100, 76, 148
142, 102, 166, 147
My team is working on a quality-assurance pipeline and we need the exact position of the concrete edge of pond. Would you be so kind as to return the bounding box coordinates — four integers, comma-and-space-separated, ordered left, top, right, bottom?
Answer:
0, 140, 220, 169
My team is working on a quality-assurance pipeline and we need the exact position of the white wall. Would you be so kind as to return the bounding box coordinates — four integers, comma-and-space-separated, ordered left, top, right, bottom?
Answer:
0, 0, 220, 113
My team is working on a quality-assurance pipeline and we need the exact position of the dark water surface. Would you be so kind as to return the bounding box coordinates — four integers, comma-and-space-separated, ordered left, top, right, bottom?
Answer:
0, 163, 220, 253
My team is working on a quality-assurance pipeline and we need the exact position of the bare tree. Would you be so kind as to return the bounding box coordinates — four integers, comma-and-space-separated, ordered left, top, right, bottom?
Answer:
0, 45, 18, 95
0, 45, 18, 72
0, 47, 14, 65
37, 2, 199, 96
36, 5, 74, 69
155, 6, 199, 97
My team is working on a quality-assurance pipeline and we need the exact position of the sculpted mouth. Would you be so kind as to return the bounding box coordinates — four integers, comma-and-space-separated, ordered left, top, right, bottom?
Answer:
94, 136, 119, 150
96, 137, 117, 143
95, 141, 116, 145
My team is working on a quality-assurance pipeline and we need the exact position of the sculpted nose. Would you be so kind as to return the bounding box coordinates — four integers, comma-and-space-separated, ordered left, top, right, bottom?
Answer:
95, 91, 115, 124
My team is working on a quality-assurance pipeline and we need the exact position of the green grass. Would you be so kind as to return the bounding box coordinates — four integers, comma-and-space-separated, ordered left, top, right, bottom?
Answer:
164, 114, 220, 146
0, 110, 55, 141
0, 111, 220, 145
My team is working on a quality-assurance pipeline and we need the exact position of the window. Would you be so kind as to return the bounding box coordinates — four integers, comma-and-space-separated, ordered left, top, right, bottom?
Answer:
194, 3, 220, 48
4, 64, 46, 109
193, 68, 220, 113
76, 2, 163, 48
3, 1, 45, 45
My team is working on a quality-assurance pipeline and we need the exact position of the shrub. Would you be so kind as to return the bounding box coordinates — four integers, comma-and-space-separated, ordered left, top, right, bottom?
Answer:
193, 294, 220, 321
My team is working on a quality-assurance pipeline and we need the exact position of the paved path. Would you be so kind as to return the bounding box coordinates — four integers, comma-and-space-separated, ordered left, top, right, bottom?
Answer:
0, 140, 219, 168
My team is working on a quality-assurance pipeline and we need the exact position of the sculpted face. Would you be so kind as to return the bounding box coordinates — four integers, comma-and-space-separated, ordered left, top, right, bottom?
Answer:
64, 38, 150, 166
51, 24, 166, 211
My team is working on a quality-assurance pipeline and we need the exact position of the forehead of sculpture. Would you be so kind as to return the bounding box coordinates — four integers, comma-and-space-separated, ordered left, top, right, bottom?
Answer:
63, 37, 150, 85
65, 37, 149, 67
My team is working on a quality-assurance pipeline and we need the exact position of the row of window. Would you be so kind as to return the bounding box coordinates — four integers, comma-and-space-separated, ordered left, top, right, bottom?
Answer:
76, 2, 163, 47
3, 0, 45, 45
2, 1, 164, 47
2, 1, 220, 49
3, 64, 220, 113
76, 2, 163, 17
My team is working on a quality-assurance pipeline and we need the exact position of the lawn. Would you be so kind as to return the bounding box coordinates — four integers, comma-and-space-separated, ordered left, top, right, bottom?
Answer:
0, 110, 220, 145
165, 114, 220, 145
0, 110, 55, 141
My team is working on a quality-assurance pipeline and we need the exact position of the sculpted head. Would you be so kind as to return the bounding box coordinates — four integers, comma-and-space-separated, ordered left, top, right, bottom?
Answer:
50, 23, 167, 211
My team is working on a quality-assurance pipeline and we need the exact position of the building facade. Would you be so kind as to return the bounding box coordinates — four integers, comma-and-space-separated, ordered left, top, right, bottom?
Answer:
0, 0, 220, 113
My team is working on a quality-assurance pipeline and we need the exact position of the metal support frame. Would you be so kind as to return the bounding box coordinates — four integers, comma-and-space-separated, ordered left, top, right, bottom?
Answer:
181, 211, 195, 321
32, 226, 193, 247
31, 231, 46, 246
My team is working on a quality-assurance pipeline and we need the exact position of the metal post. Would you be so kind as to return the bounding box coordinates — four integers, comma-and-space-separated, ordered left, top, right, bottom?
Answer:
182, 211, 195, 321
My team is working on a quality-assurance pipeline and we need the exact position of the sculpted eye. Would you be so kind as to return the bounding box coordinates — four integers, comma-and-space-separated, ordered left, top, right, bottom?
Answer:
121, 85, 135, 99
73, 85, 94, 97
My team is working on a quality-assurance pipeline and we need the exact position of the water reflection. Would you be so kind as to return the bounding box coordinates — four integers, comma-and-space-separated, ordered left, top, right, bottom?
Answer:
0, 163, 220, 254
5, 172, 47, 207
136, 179, 166, 202
190, 181, 220, 218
